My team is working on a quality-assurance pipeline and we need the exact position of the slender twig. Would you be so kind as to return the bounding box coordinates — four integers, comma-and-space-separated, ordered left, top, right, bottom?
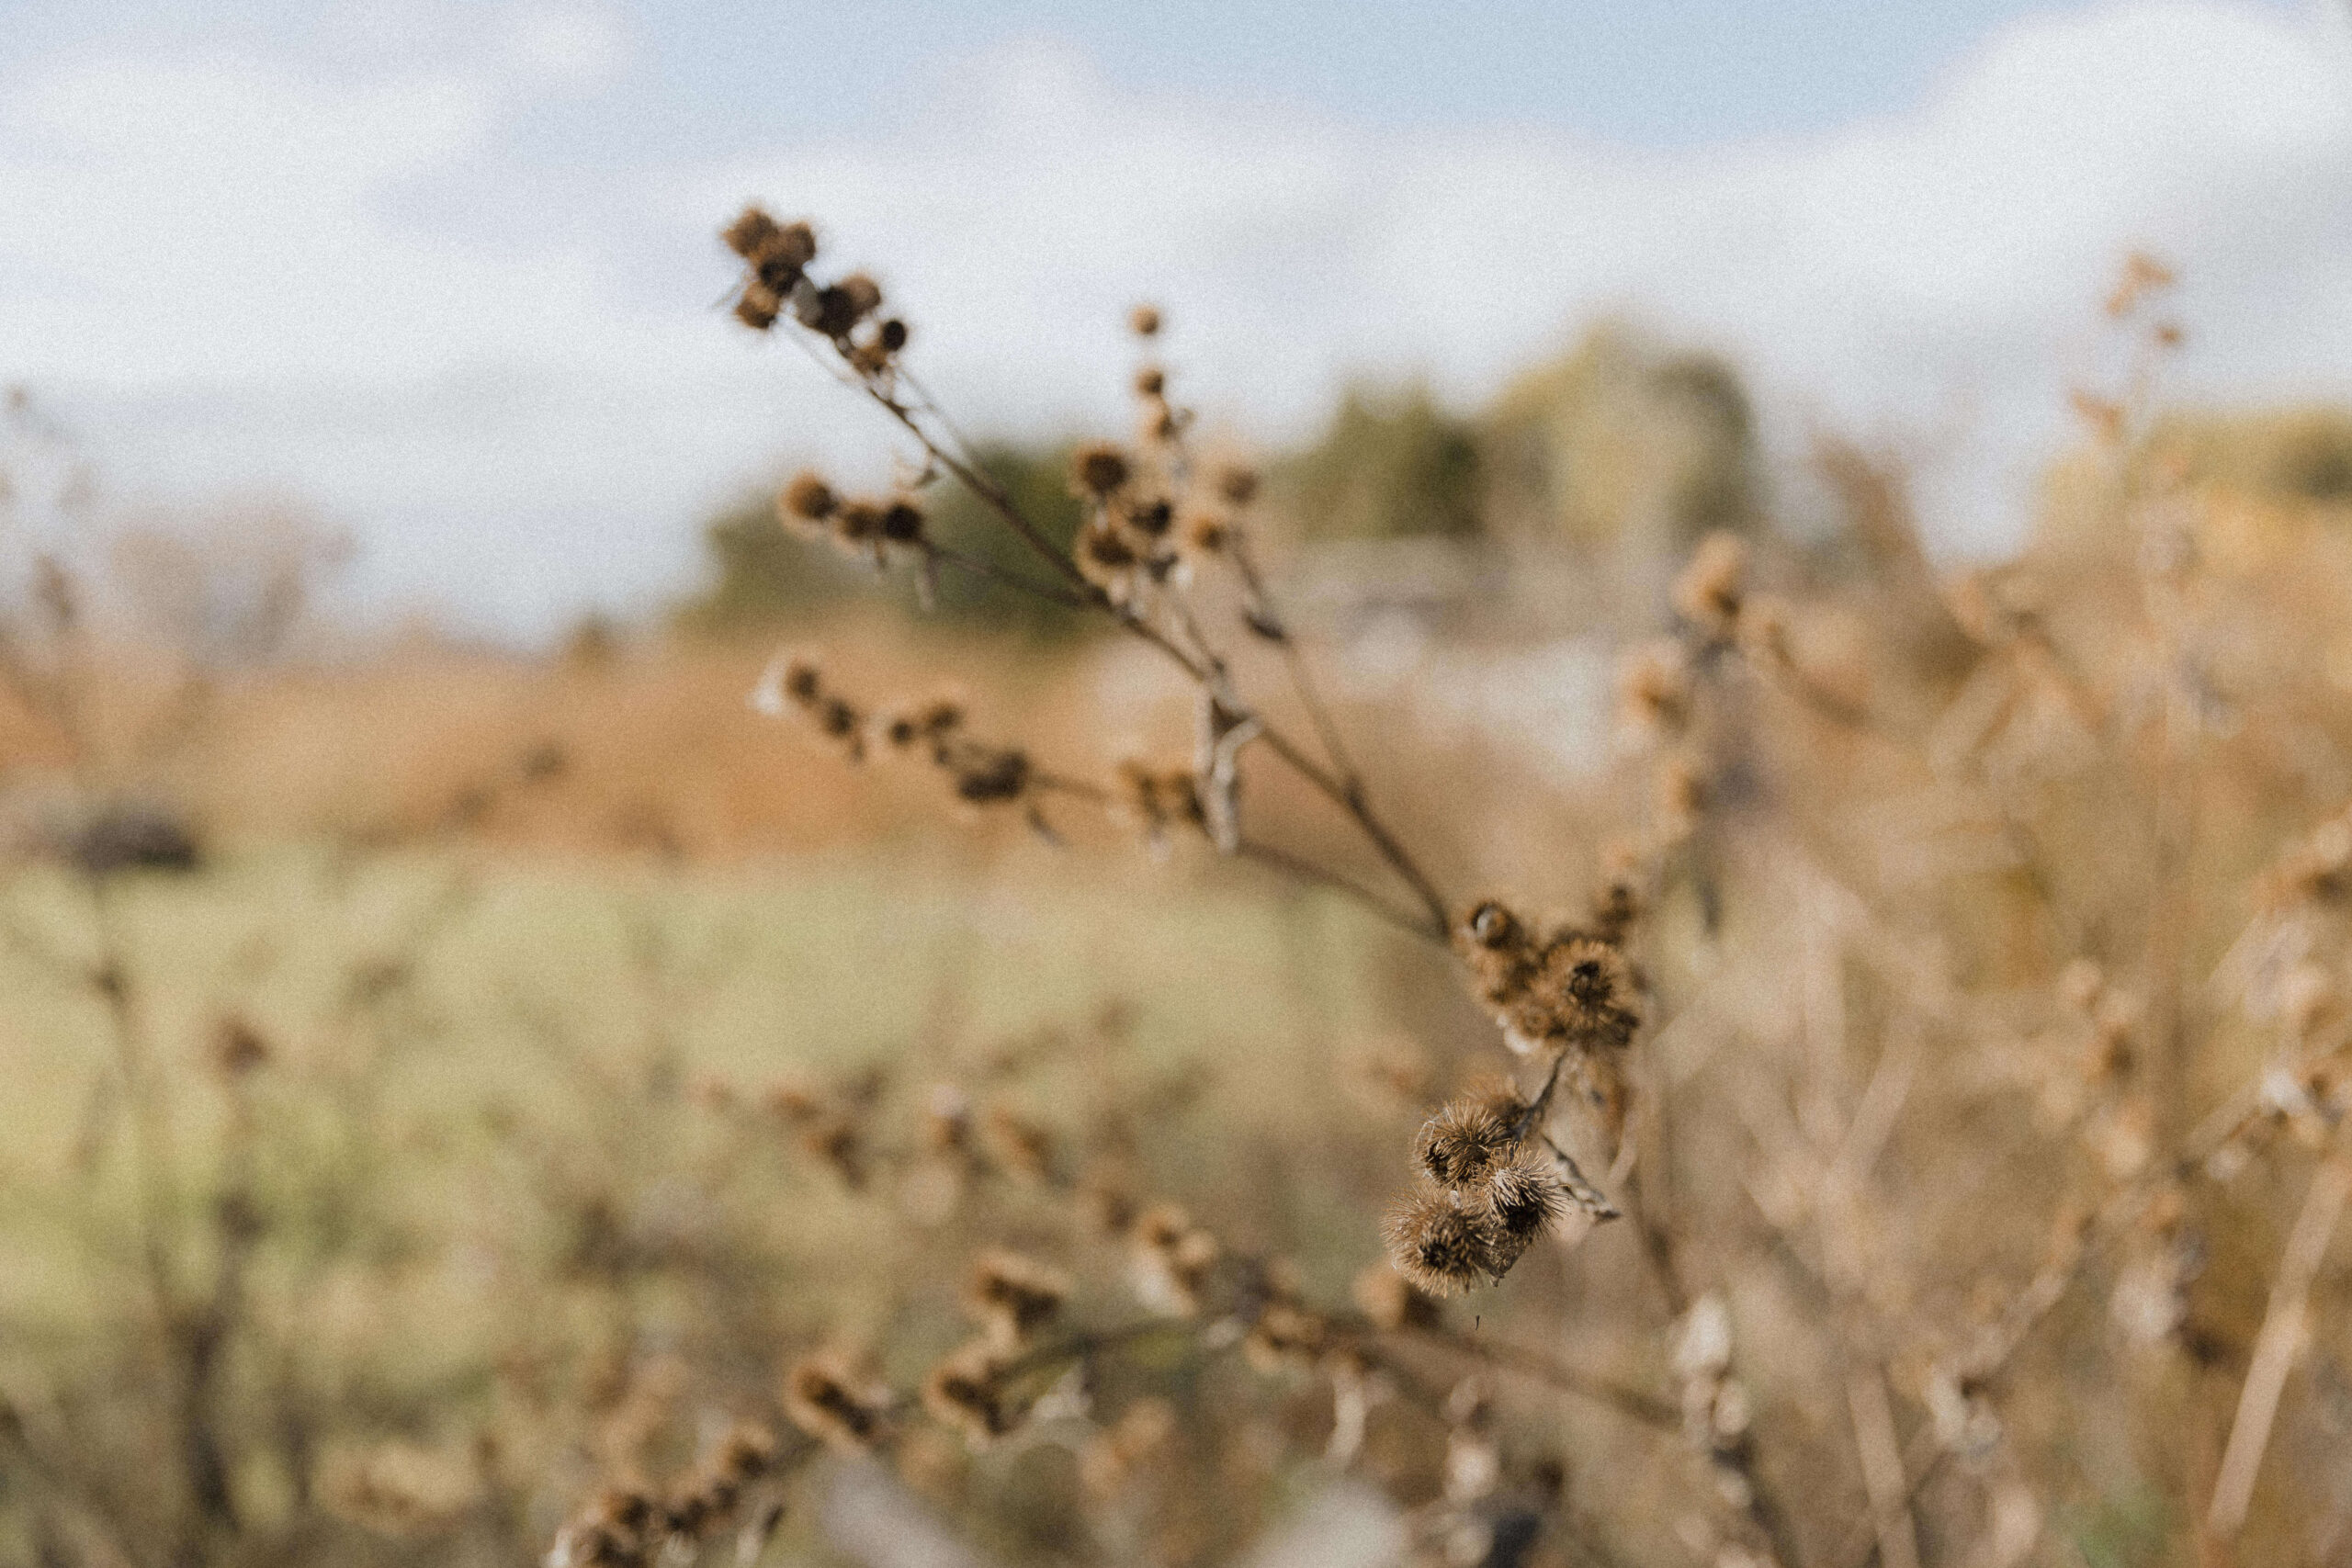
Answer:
2209, 1150, 2352, 1538
1395, 1325, 1679, 1430
1233, 837, 1435, 942
919, 540, 1095, 612
811, 338, 1456, 939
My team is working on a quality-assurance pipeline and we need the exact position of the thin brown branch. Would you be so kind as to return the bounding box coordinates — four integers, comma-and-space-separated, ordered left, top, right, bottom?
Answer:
2209, 1150, 2352, 1539
1232, 837, 1437, 942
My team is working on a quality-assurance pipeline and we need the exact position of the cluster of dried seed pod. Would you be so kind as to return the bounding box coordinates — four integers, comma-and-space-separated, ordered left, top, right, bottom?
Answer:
721, 207, 910, 377
546, 1423, 786, 1568
776, 469, 929, 561
1385, 1077, 1589, 1297
752, 656, 1044, 811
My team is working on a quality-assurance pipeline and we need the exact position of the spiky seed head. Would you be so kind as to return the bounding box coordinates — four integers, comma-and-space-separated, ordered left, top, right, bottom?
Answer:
922, 1343, 1018, 1442
734, 283, 781, 331
1385, 1187, 1496, 1297
779, 471, 838, 525
1134, 365, 1165, 397
1672, 531, 1747, 636
1071, 443, 1132, 497
1414, 1096, 1524, 1190
878, 318, 909, 352
836, 272, 883, 321
783, 1357, 886, 1452
1215, 464, 1260, 507
962, 1250, 1069, 1346
1182, 513, 1229, 555
1484, 1157, 1568, 1245
1130, 303, 1162, 337
711, 1423, 778, 1483
1464, 900, 1521, 950
879, 500, 924, 543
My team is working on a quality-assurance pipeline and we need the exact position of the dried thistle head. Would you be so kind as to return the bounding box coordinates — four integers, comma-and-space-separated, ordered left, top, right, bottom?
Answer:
1070, 442, 1133, 499
1671, 531, 1747, 637
1385, 1186, 1498, 1296
1538, 936, 1641, 1052
1129, 303, 1162, 338
734, 283, 781, 332
1213, 464, 1260, 508
1616, 639, 1691, 741
1181, 512, 1231, 557
1412, 1093, 1525, 1190
709, 1424, 778, 1485
922, 1343, 1021, 1444
783, 1355, 889, 1453
835, 272, 883, 322
962, 1250, 1069, 1348
1481, 1156, 1568, 1263
778, 471, 838, 531
1134, 365, 1165, 398
1129, 1201, 1219, 1314
947, 746, 1030, 805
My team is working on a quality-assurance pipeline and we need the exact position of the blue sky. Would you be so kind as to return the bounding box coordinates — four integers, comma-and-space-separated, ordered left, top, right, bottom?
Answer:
2, 0, 2346, 635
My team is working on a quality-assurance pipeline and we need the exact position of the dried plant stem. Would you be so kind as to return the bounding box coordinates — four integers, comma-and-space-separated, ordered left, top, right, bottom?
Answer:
1233, 838, 1435, 941
1394, 1325, 1679, 1430
1843, 1366, 1918, 1568
862, 379, 1453, 939
918, 539, 1095, 611
2207, 1151, 2352, 1539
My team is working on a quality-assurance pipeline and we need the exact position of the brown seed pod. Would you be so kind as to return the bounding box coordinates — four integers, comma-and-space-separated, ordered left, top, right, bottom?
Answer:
1385, 1186, 1498, 1297
1070, 442, 1132, 498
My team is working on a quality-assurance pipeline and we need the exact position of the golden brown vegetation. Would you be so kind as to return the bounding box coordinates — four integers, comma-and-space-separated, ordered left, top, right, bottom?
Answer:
6, 220, 2352, 1568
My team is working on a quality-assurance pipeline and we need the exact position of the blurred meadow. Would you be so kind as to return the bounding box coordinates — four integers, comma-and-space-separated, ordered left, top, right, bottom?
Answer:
11, 5, 2352, 1568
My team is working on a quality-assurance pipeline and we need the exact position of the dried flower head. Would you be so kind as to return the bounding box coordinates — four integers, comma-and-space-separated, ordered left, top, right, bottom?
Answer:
1455, 902, 1642, 1055
1482, 1157, 1568, 1261
1617, 640, 1691, 741
1385, 1186, 1498, 1297
709, 1424, 778, 1485
1214, 464, 1261, 507
734, 283, 781, 332
783, 1356, 890, 1453
1130, 1201, 1219, 1314
1671, 532, 1747, 637
962, 1250, 1069, 1348
1413, 1094, 1525, 1189
779, 471, 838, 528
1182, 512, 1230, 556
1134, 365, 1165, 398
922, 1342, 1021, 1443
1070, 443, 1132, 498
1130, 303, 1162, 337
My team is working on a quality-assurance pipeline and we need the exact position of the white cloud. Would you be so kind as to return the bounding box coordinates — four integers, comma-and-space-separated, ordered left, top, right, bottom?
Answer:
3, 2, 2350, 634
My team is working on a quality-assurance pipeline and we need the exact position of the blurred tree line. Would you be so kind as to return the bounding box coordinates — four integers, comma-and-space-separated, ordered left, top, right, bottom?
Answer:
676, 327, 2352, 637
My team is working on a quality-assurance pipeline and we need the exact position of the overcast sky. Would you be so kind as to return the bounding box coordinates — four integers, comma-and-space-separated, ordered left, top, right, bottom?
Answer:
3, 0, 2348, 637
